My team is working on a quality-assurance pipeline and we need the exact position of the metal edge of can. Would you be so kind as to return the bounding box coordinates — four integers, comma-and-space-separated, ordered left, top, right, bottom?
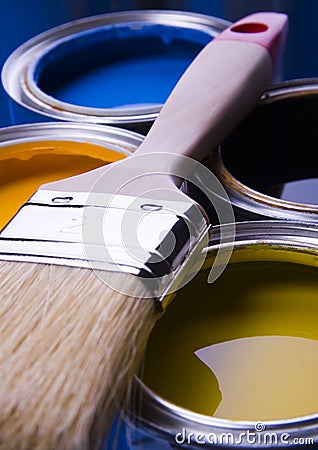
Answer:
210, 79, 318, 223
126, 220, 318, 448
0, 121, 144, 154
261, 77, 318, 103
1, 10, 230, 128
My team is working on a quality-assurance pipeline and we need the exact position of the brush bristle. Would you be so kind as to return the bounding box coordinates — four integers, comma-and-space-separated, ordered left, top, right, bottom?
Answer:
0, 261, 158, 450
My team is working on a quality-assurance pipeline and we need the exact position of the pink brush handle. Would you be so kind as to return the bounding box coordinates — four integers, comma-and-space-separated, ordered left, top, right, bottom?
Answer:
215, 12, 288, 67
43, 12, 288, 194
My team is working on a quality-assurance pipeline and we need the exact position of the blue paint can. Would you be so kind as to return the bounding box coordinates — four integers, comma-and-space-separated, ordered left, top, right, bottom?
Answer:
2, 10, 229, 133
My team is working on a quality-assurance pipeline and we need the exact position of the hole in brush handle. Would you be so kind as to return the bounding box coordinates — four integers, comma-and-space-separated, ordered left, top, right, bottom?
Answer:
230, 23, 269, 34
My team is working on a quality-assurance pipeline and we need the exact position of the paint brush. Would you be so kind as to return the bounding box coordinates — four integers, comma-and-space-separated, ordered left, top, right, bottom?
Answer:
0, 12, 288, 450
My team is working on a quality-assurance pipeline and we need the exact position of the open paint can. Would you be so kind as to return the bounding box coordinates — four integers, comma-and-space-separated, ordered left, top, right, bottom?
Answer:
0, 122, 143, 231
209, 79, 318, 223
120, 221, 318, 449
2, 10, 229, 133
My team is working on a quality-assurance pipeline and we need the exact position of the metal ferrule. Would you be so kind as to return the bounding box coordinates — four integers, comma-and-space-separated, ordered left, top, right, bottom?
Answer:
0, 189, 209, 302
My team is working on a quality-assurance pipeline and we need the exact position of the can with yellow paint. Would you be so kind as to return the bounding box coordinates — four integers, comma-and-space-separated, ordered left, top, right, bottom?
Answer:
121, 221, 318, 449
0, 122, 143, 231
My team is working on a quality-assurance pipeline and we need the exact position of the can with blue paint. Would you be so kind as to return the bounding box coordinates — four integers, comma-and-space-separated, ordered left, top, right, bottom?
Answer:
2, 10, 229, 133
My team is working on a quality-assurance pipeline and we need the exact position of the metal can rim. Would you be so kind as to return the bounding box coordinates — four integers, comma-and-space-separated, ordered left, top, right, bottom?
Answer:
261, 77, 318, 103
0, 121, 144, 153
2, 10, 230, 126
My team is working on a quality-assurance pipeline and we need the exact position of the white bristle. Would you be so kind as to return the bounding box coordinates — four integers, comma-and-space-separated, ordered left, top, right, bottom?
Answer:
0, 261, 158, 450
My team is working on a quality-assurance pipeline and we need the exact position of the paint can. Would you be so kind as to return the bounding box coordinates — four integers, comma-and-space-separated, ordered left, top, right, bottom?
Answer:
0, 121, 143, 231
209, 79, 318, 223
116, 220, 318, 449
1, 10, 230, 134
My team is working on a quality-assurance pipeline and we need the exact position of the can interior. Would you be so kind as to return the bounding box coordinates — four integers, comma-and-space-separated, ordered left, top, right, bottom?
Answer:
219, 92, 318, 205
33, 25, 211, 109
141, 247, 318, 422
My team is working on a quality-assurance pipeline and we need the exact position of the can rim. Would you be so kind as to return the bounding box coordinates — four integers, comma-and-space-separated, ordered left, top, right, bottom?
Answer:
0, 121, 144, 153
2, 10, 230, 125
261, 77, 318, 103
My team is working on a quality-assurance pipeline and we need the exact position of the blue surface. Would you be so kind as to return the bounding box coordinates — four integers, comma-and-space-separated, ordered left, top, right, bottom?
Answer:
0, 0, 114, 127
101, 415, 131, 450
101, 415, 176, 450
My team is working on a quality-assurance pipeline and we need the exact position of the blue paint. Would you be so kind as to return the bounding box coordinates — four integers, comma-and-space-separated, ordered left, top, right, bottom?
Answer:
34, 24, 212, 109
46, 53, 195, 108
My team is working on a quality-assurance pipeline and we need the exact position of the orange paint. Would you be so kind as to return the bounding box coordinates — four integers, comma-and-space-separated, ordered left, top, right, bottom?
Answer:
0, 140, 126, 230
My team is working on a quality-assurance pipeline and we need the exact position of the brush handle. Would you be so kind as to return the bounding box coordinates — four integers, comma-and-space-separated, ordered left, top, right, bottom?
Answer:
134, 12, 288, 162
41, 12, 288, 194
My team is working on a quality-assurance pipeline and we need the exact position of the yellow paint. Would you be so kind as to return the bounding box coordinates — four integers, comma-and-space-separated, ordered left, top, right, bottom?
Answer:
0, 140, 126, 230
142, 257, 318, 421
